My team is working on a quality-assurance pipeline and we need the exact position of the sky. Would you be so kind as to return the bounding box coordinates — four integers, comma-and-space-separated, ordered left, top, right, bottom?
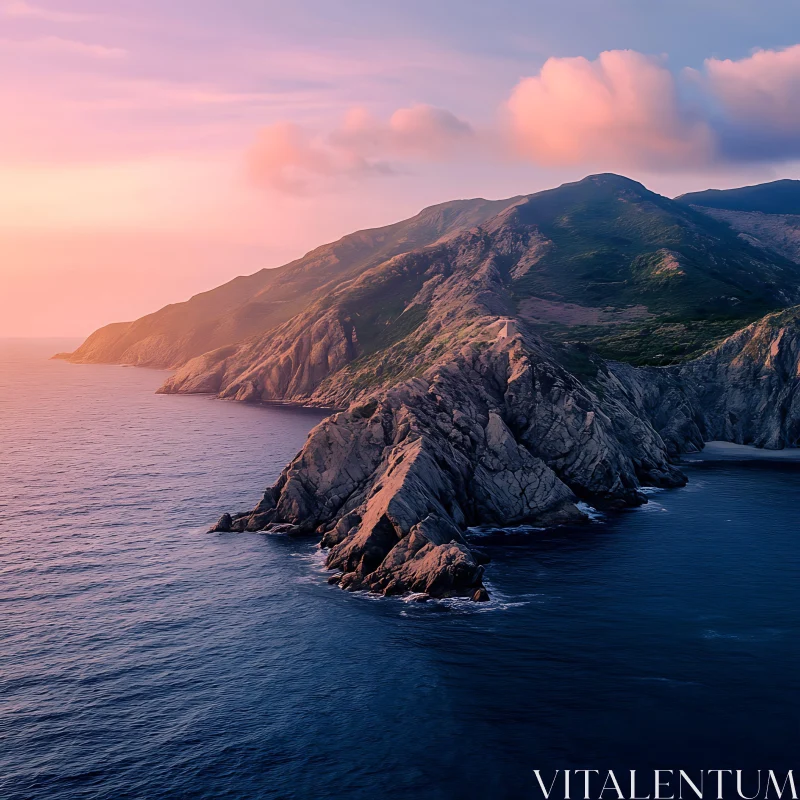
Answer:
4, 0, 800, 337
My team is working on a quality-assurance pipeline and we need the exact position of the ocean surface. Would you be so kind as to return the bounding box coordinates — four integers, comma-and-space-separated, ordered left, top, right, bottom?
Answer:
2, 339, 799, 800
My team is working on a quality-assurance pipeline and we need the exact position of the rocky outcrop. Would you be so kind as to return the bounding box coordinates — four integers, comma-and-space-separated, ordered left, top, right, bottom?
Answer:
57, 175, 800, 601
161, 306, 359, 401
199, 182, 800, 602
604, 308, 800, 452
678, 308, 800, 448
211, 328, 697, 599
212, 309, 800, 600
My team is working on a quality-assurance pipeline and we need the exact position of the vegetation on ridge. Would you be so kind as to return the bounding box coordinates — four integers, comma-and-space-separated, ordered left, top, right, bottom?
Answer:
508, 175, 800, 365
66, 173, 800, 384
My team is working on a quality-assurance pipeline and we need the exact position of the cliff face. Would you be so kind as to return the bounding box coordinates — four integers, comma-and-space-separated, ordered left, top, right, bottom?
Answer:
212, 307, 800, 601
602, 309, 800, 456
678, 308, 800, 448
190, 178, 800, 601
212, 333, 689, 599
60, 174, 800, 601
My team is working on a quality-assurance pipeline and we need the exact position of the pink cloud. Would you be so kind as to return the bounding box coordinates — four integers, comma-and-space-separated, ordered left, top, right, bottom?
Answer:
246, 105, 473, 193
2, 1, 95, 22
334, 104, 473, 158
506, 50, 715, 170
705, 45, 800, 123
245, 121, 389, 195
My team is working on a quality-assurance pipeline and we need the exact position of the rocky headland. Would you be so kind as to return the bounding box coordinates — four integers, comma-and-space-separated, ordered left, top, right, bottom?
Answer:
60, 175, 800, 601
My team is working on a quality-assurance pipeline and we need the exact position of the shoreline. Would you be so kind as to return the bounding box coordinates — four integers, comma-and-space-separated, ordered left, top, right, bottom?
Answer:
686, 441, 800, 462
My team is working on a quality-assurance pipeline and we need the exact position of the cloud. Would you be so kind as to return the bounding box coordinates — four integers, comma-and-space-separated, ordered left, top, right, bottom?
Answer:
247, 104, 473, 193
506, 50, 714, 170
333, 104, 474, 158
245, 121, 391, 194
2, 1, 94, 22
3, 35, 126, 58
504, 45, 800, 170
702, 45, 800, 161
248, 45, 800, 194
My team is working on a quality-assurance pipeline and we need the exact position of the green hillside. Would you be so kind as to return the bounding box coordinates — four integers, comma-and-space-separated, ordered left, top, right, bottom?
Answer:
509, 175, 800, 364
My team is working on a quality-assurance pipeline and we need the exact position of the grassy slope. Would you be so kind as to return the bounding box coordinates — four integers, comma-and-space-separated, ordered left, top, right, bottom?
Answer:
510, 175, 800, 365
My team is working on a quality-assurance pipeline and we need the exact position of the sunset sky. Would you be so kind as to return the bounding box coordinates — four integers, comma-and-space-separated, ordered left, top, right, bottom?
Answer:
4, 0, 800, 337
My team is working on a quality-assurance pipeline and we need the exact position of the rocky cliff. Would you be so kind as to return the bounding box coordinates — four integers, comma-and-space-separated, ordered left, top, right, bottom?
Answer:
210, 303, 800, 600
197, 180, 800, 601
210, 305, 800, 601
210, 330, 686, 597
678, 308, 800, 448
59, 174, 800, 602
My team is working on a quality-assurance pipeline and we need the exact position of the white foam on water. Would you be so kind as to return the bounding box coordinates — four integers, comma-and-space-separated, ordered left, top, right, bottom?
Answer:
637, 500, 668, 513
576, 501, 605, 522
289, 548, 329, 572
403, 592, 430, 603
467, 524, 547, 539
703, 628, 785, 642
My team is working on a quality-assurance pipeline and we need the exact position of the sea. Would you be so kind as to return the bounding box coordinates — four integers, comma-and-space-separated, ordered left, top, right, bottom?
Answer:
1, 339, 799, 800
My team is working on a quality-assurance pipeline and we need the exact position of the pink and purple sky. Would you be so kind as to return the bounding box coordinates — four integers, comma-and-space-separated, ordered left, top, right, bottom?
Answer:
4, 0, 800, 336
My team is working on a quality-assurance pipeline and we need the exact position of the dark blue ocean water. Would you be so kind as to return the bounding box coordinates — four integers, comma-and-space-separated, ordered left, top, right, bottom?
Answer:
2, 339, 799, 800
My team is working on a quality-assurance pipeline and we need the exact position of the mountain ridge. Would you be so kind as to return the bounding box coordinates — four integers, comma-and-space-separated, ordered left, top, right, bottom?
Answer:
677, 179, 800, 215
159, 173, 800, 405
56, 173, 800, 602
676, 178, 800, 276
54, 195, 522, 369
61, 173, 800, 373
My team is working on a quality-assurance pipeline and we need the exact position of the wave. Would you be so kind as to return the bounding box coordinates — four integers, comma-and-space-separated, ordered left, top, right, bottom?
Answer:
576, 501, 605, 522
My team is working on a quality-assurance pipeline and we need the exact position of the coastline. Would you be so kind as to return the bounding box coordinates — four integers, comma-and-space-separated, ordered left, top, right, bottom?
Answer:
686, 441, 800, 462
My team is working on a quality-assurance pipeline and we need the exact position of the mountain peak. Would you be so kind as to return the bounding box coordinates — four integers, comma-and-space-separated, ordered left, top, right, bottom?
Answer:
62, 172, 800, 379
516, 173, 654, 209
580, 172, 647, 187
561, 173, 652, 196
